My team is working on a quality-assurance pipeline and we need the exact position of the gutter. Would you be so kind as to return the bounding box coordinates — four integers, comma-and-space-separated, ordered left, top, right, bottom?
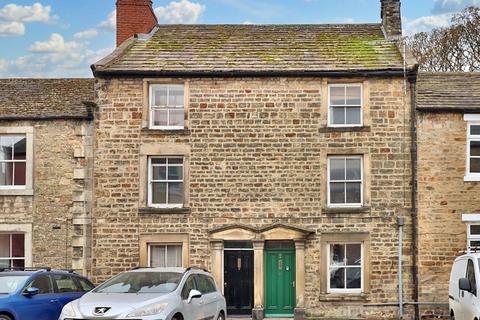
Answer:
0, 115, 93, 121
416, 107, 480, 113
92, 68, 416, 79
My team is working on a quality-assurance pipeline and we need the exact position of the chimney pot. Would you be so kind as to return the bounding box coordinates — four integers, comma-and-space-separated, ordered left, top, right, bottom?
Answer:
116, 0, 158, 47
381, 0, 402, 39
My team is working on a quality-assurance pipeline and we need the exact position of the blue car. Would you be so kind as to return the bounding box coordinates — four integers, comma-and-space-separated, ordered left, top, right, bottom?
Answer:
0, 268, 94, 320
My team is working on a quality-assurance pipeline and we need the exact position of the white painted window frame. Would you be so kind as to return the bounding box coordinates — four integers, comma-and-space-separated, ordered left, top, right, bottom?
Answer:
466, 223, 480, 253
327, 242, 364, 294
465, 118, 480, 181
0, 233, 26, 267
149, 84, 185, 130
0, 225, 32, 267
0, 127, 33, 196
328, 84, 363, 128
147, 243, 183, 267
327, 155, 363, 208
147, 156, 184, 208
0, 135, 27, 190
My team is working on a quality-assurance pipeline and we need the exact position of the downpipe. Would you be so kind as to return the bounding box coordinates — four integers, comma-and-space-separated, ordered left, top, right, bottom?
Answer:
398, 216, 405, 319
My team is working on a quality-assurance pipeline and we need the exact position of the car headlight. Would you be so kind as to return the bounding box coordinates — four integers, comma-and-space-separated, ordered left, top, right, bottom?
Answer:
126, 302, 168, 317
62, 302, 77, 317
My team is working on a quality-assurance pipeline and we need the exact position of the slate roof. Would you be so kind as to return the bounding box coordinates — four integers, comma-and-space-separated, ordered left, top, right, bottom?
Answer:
93, 24, 408, 76
0, 79, 95, 119
417, 73, 480, 111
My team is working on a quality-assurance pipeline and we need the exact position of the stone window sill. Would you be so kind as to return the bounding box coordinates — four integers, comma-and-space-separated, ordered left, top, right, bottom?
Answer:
141, 128, 191, 135
0, 189, 34, 196
319, 293, 370, 302
323, 206, 371, 214
138, 207, 191, 214
464, 175, 480, 182
319, 126, 371, 133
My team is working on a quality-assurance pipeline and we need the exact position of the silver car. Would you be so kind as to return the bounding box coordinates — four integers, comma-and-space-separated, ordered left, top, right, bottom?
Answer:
58, 267, 226, 320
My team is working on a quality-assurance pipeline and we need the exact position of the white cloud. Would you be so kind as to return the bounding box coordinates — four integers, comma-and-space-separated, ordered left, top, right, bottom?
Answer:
74, 28, 98, 40
99, 10, 116, 32
155, 0, 206, 24
0, 59, 8, 73
0, 21, 25, 36
29, 33, 80, 53
432, 0, 480, 14
0, 2, 57, 23
404, 13, 453, 35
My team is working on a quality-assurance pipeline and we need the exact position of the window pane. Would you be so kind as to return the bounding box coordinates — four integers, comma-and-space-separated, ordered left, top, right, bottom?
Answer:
346, 182, 362, 204
153, 109, 168, 127
153, 86, 168, 106
12, 137, 26, 160
330, 183, 345, 204
346, 244, 361, 265
330, 244, 345, 266
346, 86, 361, 105
12, 259, 24, 269
13, 162, 26, 186
152, 183, 167, 204
78, 278, 95, 292
169, 87, 184, 106
330, 159, 345, 180
152, 158, 166, 165
11, 234, 24, 258
54, 275, 80, 293
345, 107, 361, 125
168, 183, 183, 204
330, 87, 345, 105
330, 267, 345, 289
346, 159, 361, 180
0, 235, 10, 258
168, 166, 183, 181
169, 109, 184, 127
346, 267, 361, 289
0, 136, 13, 161
168, 158, 183, 165
470, 158, 480, 173
471, 225, 480, 235
471, 141, 480, 157
471, 125, 480, 135
331, 107, 345, 125
152, 166, 166, 181
150, 246, 166, 267
0, 163, 13, 186
166, 245, 182, 267
28, 275, 52, 294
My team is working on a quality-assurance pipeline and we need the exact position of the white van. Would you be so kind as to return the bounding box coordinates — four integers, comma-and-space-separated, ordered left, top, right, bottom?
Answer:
449, 253, 480, 320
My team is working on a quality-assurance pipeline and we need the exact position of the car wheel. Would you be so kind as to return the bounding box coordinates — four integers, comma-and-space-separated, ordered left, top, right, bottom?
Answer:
0, 315, 12, 320
450, 313, 455, 320
217, 312, 225, 320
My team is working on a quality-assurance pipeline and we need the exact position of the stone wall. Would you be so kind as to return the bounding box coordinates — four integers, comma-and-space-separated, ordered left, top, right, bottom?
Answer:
93, 76, 413, 319
0, 119, 92, 273
416, 112, 480, 317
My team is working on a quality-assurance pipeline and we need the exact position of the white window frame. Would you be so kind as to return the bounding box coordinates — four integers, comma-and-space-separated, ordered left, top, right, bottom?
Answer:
328, 84, 363, 127
149, 84, 185, 130
327, 242, 364, 294
147, 243, 183, 267
467, 224, 480, 253
327, 156, 363, 208
465, 121, 480, 181
147, 156, 184, 208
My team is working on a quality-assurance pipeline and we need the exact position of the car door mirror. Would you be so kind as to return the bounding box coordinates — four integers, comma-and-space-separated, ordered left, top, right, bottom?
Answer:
459, 278, 472, 292
187, 289, 202, 303
24, 287, 40, 297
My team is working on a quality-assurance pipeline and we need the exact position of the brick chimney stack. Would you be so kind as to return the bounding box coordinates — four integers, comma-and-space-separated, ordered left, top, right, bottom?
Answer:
380, 0, 402, 39
116, 0, 158, 47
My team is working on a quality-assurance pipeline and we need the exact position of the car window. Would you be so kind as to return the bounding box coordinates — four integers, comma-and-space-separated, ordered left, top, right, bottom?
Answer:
467, 259, 477, 296
53, 275, 81, 293
0, 275, 29, 294
25, 275, 53, 294
181, 275, 196, 300
76, 277, 95, 292
94, 272, 182, 294
194, 274, 216, 294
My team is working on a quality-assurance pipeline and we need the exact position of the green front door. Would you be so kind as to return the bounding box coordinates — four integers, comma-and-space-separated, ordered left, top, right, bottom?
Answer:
265, 249, 296, 317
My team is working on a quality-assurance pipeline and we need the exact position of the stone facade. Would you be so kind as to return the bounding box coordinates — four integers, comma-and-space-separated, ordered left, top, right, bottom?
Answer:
92, 76, 414, 319
0, 119, 93, 275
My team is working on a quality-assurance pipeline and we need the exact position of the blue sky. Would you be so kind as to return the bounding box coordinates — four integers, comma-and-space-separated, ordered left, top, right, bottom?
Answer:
0, 0, 477, 78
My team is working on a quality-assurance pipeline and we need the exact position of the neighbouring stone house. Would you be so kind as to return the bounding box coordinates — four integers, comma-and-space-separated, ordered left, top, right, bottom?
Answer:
88, 0, 417, 319
416, 73, 480, 318
0, 79, 95, 275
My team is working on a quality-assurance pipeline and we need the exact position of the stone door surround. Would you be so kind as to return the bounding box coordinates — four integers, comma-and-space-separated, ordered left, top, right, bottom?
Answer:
209, 223, 313, 320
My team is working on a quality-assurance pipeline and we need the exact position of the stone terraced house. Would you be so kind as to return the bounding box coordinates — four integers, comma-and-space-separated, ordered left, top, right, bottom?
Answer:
88, 0, 417, 319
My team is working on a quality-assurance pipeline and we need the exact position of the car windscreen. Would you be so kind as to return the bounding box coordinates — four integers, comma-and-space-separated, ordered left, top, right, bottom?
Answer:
94, 272, 182, 294
0, 275, 29, 294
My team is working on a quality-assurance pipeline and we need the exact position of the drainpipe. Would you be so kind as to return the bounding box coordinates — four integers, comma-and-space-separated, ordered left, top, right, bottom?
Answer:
409, 75, 420, 320
398, 216, 405, 318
